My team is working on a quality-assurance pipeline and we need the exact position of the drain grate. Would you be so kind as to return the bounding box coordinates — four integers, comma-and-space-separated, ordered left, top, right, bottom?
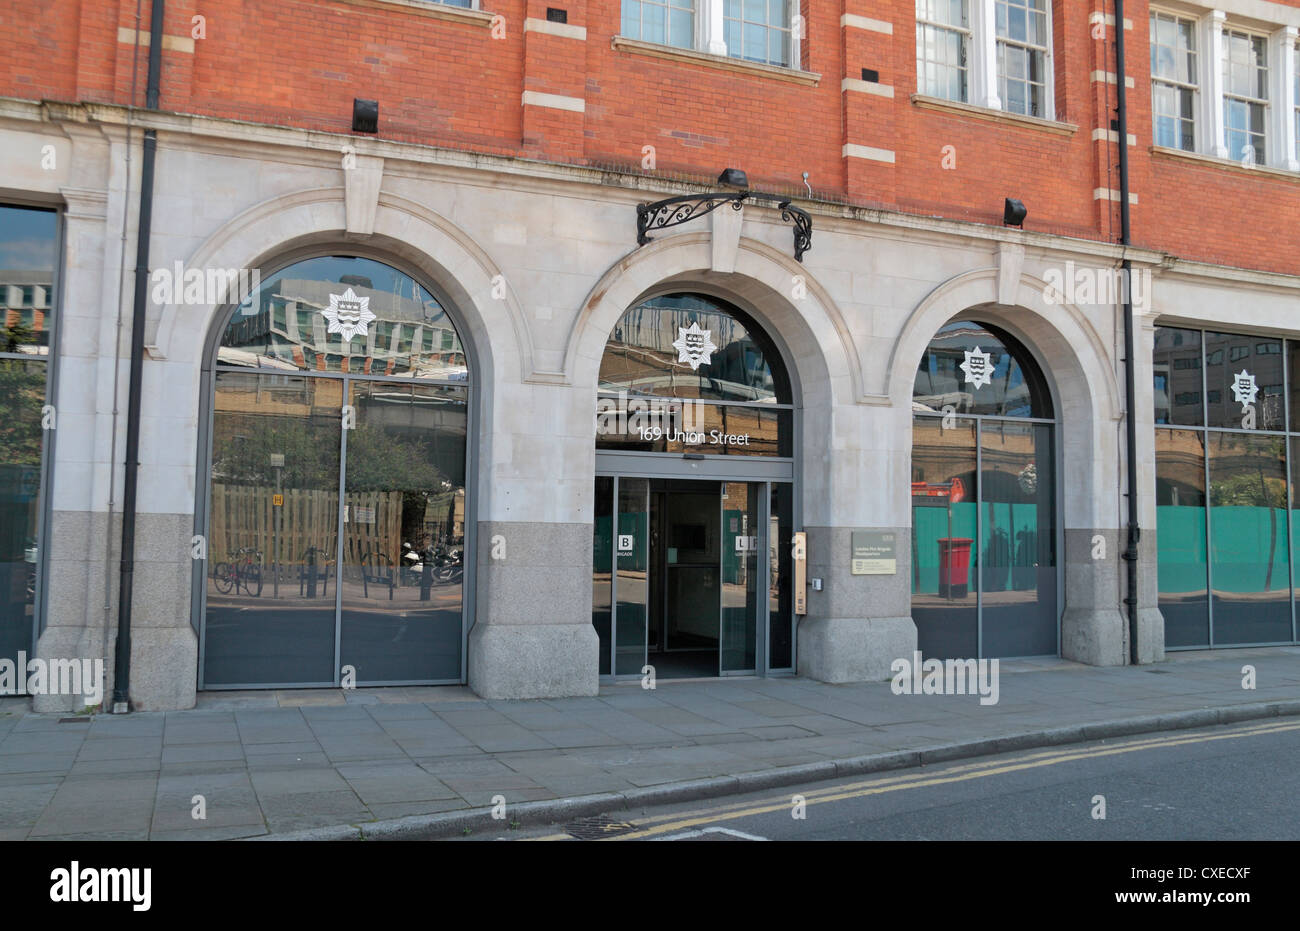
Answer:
564, 814, 639, 840
1145, 668, 1171, 674
58, 716, 91, 723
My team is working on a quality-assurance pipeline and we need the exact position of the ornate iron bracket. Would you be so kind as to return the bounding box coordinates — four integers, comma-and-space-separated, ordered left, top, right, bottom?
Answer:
636, 190, 813, 262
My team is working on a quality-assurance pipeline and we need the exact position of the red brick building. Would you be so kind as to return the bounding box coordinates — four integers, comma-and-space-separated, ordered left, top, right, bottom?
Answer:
1, 0, 1298, 709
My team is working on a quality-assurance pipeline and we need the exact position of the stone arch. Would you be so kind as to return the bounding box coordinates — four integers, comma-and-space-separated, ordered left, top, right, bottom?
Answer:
149, 186, 530, 389
566, 231, 864, 410
890, 266, 1122, 530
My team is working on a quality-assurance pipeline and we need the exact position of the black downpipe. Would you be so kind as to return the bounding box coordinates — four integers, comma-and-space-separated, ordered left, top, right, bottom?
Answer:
112, 0, 166, 711
1114, 0, 1141, 665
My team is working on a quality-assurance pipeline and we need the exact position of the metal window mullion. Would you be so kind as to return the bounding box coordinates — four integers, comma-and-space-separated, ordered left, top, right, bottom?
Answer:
1200, 333, 1214, 648
975, 418, 984, 658
640, 478, 649, 675
1286, 342, 1297, 644
333, 377, 350, 684
610, 474, 619, 679
758, 480, 771, 675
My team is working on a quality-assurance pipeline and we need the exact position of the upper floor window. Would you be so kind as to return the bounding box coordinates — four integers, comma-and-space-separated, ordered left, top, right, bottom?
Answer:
916, 0, 971, 102
1223, 28, 1269, 163
914, 0, 1055, 120
623, 0, 695, 49
724, 0, 793, 67
620, 0, 799, 69
995, 0, 1049, 117
1148, 9, 1300, 172
1150, 11, 1198, 151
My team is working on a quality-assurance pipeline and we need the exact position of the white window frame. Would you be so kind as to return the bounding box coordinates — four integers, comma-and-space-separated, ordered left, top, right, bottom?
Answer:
1277, 27, 1299, 170
722, 0, 797, 69
621, 0, 698, 50
1195, 10, 1299, 171
1150, 9, 1201, 152
1221, 25, 1270, 163
619, 0, 801, 69
913, 0, 1056, 120
994, 0, 1052, 118
916, 0, 973, 104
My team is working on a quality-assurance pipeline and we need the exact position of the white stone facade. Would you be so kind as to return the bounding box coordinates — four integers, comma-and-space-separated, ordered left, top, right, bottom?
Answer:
5, 97, 1299, 710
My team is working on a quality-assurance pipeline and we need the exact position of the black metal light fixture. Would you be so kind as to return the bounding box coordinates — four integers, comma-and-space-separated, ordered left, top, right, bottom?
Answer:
636, 168, 812, 262
1003, 198, 1027, 227
717, 167, 749, 189
352, 98, 379, 134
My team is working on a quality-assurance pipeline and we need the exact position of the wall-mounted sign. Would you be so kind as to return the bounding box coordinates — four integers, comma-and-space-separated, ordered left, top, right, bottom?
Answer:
734, 535, 758, 552
792, 531, 807, 615
617, 534, 634, 553
851, 531, 897, 575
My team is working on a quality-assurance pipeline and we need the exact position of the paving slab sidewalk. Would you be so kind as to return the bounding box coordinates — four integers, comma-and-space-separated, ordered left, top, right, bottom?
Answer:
0, 648, 1297, 841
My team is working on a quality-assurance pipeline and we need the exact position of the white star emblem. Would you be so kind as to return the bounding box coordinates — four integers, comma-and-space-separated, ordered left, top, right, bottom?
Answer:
1231, 370, 1259, 407
959, 347, 994, 390
672, 322, 718, 371
320, 287, 376, 342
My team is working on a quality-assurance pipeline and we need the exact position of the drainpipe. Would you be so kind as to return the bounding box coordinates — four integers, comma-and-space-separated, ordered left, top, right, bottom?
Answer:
112, 0, 165, 713
1114, 0, 1141, 665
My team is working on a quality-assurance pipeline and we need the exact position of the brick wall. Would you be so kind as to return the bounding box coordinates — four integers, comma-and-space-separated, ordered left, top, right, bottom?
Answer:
2, 0, 1298, 274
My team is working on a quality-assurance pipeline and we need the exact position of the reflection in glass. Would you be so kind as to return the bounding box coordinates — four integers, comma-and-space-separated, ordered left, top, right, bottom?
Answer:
721, 482, 758, 673
593, 477, 613, 676
911, 415, 979, 659
218, 256, 468, 381
1156, 428, 1209, 647
599, 293, 791, 403
0, 205, 58, 357
338, 381, 467, 683
1152, 326, 1203, 426
0, 361, 47, 668
0, 205, 57, 681
769, 483, 794, 670
912, 320, 1051, 418
1209, 432, 1291, 645
595, 394, 791, 457
616, 478, 649, 676
979, 421, 1056, 657
204, 373, 341, 686
1204, 331, 1282, 430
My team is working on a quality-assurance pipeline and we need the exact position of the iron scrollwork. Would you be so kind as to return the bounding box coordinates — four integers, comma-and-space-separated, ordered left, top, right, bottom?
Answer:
635, 190, 812, 262
636, 193, 746, 246
778, 202, 812, 263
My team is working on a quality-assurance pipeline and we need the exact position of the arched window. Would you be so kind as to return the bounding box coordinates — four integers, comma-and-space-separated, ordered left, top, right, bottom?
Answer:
912, 320, 1052, 418
596, 293, 793, 458
200, 255, 470, 689
910, 319, 1058, 660
217, 255, 466, 380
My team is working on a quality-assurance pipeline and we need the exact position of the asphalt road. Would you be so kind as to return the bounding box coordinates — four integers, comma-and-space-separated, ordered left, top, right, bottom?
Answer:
492, 719, 1300, 841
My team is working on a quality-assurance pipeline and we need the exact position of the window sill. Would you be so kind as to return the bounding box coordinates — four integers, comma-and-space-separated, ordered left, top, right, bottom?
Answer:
1150, 145, 1300, 180
610, 35, 820, 86
332, 0, 494, 26
910, 94, 1077, 136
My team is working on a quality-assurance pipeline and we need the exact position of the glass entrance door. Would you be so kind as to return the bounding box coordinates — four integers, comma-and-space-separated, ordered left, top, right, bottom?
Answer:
593, 477, 781, 679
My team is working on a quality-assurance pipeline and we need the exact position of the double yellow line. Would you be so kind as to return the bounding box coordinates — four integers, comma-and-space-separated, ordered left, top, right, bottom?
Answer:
521, 719, 1300, 841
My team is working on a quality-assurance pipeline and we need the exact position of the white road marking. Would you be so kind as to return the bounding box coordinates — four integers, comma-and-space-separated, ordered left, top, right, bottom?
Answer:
655, 826, 769, 841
